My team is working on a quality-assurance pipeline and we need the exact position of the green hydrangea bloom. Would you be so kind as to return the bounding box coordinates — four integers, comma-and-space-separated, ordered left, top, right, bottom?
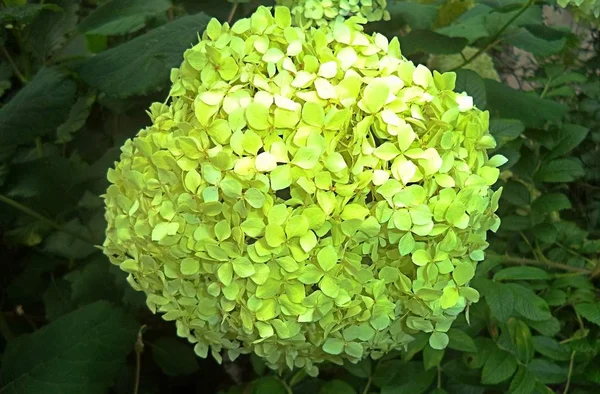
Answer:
276, 0, 390, 27
428, 47, 501, 82
558, 0, 600, 18
103, 6, 502, 376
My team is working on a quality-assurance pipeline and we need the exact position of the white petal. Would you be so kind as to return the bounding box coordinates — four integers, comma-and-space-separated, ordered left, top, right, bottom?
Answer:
255, 152, 278, 172
314, 78, 337, 99
318, 61, 338, 79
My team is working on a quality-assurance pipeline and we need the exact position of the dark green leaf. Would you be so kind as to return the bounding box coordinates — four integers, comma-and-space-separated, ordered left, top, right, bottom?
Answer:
508, 366, 536, 394
344, 358, 371, 379
527, 359, 567, 384
481, 347, 518, 385
0, 67, 76, 147
65, 258, 121, 305
455, 69, 486, 109
319, 380, 356, 394
485, 80, 567, 127
524, 317, 560, 337
485, 281, 515, 322
508, 284, 552, 321
0, 4, 60, 25
387, 2, 437, 30
27, 0, 79, 61
78, 0, 172, 36
379, 361, 435, 394
56, 90, 97, 143
574, 302, 600, 327
531, 193, 572, 214
42, 278, 76, 320
0, 301, 137, 394
531, 337, 571, 361
489, 118, 525, 147
507, 318, 534, 363
447, 328, 478, 353
535, 158, 585, 183
423, 345, 445, 370
151, 336, 200, 377
504, 28, 566, 56
77, 13, 211, 98
494, 267, 550, 281
399, 30, 467, 56
253, 377, 287, 394
501, 181, 530, 206
436, 22, 489, 43
547, 124, 589, 159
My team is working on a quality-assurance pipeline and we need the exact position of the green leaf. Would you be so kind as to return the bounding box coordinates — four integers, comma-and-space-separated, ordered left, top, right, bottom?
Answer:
400, 30, 467, 56
507, 318, 534, 363
253, 377, 288, 394
387, 2, 437, 30
77, 13, 211, 98
531, 336, 571, 361
527, 359, 567, 384
531, 193, 571, 214
484, 281, 515, 322
79, 0, 172, 36
489, 118, 525, 147
508, 366, 536, 394
494, 267, 551, 281
501, 181, 530, 206
485, 80, 567, 128
0, 4, 60, 25
454, 69, 486, 109
447, 328, 478, 353
547, 124, 589, 159
65, 258, 122, 305
0, 301, 137, 394
508, 284, 552, 321
504, 28, 566, 56
344, 358, 371, 379
377, 361, 435, 394
56, 90, 96, 143
437, 22, 490, 43
0, 67, 76, 147
320, 380, 357, 394
27, 0, 78, 61
574, 302, 600, 327
151, 336, 200, 377
423, 345, 445, 370
535, 158, 585, 183
481, 347, 518, 385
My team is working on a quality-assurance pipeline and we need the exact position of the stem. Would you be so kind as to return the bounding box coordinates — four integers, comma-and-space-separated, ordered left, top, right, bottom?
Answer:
227, 2, 239, 24
449, 0, 535, 72
495, 255, 592, 274
437, 365, 442, 389
563, 351, 576, 394
0, 194, 97, 245
133, 325, 146, 394
0, 44, 27, 84
0, 311, 15, 342
361, 376, 372, 394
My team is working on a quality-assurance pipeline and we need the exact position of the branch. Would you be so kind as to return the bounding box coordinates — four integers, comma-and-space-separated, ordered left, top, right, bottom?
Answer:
0, 44, 27, 84
449, 0, 535, 72
0, 194, 97, 246
496, 255, 592, 274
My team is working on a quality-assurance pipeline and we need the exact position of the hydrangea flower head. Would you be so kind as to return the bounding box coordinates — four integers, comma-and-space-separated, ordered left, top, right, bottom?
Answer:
103, 6, 502, 375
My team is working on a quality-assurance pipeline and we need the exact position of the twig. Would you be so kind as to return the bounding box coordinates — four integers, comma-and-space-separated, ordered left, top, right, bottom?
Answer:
361, 376, 372, 394
133, 325, 146, 394
0, 44, 27, 84
494, 254, 592, 274
0, 311, 15, 342
227, 2, 239, 24
0, 194, 97, 246
563, 351, 576, 394
449, 0, 535, 72
437, 365, 442, 389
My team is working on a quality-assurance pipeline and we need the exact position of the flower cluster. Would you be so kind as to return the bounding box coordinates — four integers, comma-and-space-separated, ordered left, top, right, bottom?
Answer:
103, 6, 502, 375
275, 0, 390, 27
558, 0, 600, 18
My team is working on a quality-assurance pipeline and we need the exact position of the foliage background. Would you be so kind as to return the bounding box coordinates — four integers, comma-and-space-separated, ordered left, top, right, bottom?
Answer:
0, 0, 599, 393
